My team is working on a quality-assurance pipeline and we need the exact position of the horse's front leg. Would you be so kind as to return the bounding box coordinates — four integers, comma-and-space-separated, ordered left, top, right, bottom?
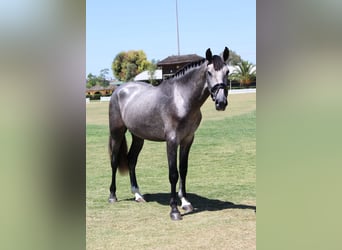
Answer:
178, 135, 194, 213
167, 139, 182, 220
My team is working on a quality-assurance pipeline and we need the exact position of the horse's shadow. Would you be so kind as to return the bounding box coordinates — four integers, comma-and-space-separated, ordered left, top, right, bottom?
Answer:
142, 192, 256, 215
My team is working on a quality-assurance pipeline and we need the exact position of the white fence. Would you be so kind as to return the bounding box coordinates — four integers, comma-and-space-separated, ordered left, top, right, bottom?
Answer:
100, 96, 111, 102
229, 89, 256, 94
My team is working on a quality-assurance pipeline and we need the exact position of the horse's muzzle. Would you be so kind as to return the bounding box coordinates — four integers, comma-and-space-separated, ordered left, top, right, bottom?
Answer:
215, 99, 228, 111
211, 83, 228, 111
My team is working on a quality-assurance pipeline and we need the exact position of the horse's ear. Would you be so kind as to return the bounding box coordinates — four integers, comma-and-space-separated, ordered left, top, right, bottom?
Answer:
223, 47, 229, 62
206, 48, 212, 62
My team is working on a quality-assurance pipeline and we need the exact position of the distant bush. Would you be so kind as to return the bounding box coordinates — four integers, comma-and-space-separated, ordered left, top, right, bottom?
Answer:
88, 93, 101, 100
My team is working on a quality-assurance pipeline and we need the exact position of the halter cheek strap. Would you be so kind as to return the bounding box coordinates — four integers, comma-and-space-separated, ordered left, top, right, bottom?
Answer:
210, 83, 228, 101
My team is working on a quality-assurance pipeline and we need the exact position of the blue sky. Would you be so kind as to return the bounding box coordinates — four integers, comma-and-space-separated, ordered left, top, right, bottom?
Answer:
86, 0, 255, 78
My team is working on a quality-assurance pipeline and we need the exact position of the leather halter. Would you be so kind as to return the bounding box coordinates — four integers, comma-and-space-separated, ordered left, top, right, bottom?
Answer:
210, 83, 228, 101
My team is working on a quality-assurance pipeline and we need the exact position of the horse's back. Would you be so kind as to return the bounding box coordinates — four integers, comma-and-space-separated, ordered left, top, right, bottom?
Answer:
109, 82, 168, 140
112, 81, 163, 113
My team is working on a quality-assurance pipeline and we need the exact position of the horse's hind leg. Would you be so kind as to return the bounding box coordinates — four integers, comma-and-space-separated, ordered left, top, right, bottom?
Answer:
108, 135, 118, 203
108, 129, 126, 203
128, 134, 145, 202
178, 135, 194, 213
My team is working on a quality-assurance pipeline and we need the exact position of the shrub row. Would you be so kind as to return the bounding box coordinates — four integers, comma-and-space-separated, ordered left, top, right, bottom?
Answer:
86, 94, 112, 100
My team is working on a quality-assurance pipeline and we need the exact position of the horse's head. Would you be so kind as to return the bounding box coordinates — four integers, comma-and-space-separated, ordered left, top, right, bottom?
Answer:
205, 47, 230, 111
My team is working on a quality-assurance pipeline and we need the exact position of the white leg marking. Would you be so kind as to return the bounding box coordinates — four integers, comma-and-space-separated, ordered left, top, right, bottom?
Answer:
181, 197, 191, 208
134, 192, 145, 201
131, 187, 145, 202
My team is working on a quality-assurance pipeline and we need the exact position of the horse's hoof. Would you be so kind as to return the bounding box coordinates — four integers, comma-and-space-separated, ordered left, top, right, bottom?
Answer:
135, 197, 146, 203
134, 192, 146, 202
108, 198, 117, 203
170, 212, 182, 221
182, 204, 194, 213
108, 194, 118, 203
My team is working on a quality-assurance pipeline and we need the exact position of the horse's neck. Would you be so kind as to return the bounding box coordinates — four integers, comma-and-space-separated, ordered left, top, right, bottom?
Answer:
198, 84, 210, 106
175, 70, 209, 110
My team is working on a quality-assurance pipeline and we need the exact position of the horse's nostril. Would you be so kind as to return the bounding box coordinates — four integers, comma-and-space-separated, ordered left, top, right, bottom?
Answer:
215, 101, 226, 111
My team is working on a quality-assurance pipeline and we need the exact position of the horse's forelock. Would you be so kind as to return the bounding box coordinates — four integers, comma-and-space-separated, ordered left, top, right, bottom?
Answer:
212, 55, 224, 71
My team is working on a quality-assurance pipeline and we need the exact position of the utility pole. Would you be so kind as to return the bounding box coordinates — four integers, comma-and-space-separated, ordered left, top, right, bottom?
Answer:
175, 0, 180, 55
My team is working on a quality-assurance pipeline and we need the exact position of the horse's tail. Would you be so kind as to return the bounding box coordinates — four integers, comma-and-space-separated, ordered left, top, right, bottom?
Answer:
108, 134, 129, 175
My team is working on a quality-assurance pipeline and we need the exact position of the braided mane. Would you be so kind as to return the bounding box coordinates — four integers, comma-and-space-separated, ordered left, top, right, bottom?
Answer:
165, 59, 206, 80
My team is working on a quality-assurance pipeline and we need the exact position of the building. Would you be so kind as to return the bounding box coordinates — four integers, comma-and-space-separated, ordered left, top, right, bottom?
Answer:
86, 80, 126, 98
86, 84, 116, 98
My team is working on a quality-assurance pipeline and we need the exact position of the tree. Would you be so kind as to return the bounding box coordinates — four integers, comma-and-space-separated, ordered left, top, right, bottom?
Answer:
112, 50, 151, 82
229, 60, 256, 87
86, 69, 110, 88
147, 59, 158, 85
98, 68, 110, 87
99, 68, 109, 79
86, 73, 97, 88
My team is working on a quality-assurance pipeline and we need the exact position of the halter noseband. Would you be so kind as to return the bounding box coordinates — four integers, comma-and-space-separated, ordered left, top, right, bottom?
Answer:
210, 83, 228, 101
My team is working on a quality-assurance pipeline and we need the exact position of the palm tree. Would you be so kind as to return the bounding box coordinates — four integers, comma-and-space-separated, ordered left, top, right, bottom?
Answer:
230, 60, 256, 88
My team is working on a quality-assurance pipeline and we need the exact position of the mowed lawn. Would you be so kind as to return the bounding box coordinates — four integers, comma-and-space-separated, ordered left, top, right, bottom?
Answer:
86, 93, 256, 250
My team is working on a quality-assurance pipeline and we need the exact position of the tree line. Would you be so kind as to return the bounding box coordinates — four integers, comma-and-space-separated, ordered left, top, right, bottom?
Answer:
87, 49, 255, 88
86, 68, 110, 89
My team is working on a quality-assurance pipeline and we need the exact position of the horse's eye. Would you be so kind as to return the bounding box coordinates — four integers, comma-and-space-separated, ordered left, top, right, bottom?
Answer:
207, 71, 212, 76
226, 71, 229, 76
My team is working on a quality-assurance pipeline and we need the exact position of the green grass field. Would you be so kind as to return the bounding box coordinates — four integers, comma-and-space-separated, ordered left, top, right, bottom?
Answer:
86, 93, 256, 249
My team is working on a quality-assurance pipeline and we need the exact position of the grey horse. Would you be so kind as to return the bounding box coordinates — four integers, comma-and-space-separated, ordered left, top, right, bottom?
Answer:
108, 47, 230, 220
